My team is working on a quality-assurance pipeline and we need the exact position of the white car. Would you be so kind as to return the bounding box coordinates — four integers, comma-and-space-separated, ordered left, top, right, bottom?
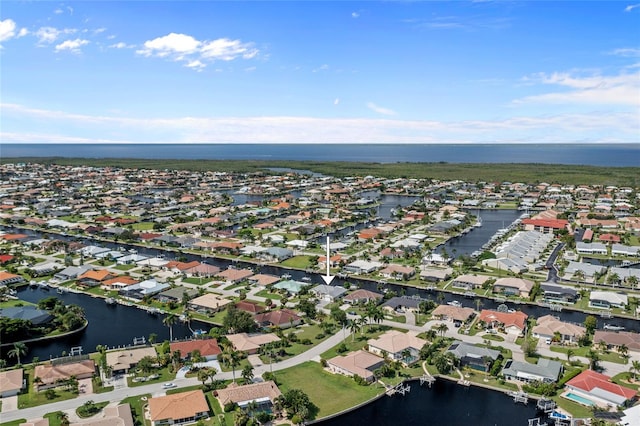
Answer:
162, 382, 177, 389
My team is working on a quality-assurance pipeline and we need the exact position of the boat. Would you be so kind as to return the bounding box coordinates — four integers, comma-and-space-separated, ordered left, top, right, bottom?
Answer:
447, 300, 462, 307
281, 273, 292, 280
603, 324, 625, 331
105, 297, 116, 305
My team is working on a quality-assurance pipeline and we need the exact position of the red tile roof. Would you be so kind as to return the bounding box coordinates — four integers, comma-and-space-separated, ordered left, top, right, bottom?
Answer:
169, 339, 222, 358
478, 309, 528, 331
521, 218, 568, 229
566, 370, 636, 400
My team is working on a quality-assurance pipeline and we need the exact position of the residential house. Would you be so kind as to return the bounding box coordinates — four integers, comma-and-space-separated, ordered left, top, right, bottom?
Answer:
53, 265, 94, 282
367, 330, 426, 366
492, 277, 535, 298
148, 390, 209, 426
0, 368, 24, 397
215, 381, 282, 412
327, 350, 385, 383
589, 291, 628, 310
272, 280, 307, 295
431, 305, 475, 325
310, 284, 347, 303
101, 275, 138, 291
105, 347, 158, 376
188, 293, 233, 315
419, 267, 453, 283
502, 358, 563, 383
33, 360, 96, 391
77, 269, 116, 287
450, 274, 491, 291
169, 339, 222, 361
540, 284, 579, 304
247, 274, 281, 287
154, 287, 199, 305
446, 341, 501, 371
343, 260, 383, 274
260, 247, 294, 262
381, 296, 421, 314
72, 404, 134, 426
225, 333, 281, 354
564, 370, 636, 408
593, 330, 640, 353
254, 309, 302, 329
478, 310, 528, 336
235, 300, 264, 315
216, 268, 254, 284
379, 264, 416, 280
343, 289, 383, 305
120, 279, 169, 300
1, 305, 53, 326
532, 315, 586, 344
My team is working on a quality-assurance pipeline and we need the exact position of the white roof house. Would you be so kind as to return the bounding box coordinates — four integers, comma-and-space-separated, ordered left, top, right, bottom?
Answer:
589, 291, 628, 309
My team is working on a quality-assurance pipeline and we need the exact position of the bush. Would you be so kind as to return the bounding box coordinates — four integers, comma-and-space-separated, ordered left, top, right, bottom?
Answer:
301, 338, 313, 345
336, 343, 348, 354
353, 375, 368, 386
315, 333, 325, 339
224, 402, 237, 412
262, 371, 277, 383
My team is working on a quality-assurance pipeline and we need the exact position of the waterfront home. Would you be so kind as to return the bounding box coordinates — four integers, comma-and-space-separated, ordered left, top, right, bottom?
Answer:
116, 254, 149, 265
148, 390, 209, 426
343, 260, 383, 274
532, 315, 586, 344
254, 309, 302, 329
450, 274, 492, 291
235, 300, 265, 315
564, 261, 606, 284
367, 330, 426, 366
53, 265, 94, 281
446, 341, 501, 371
379, 264, 416, 280
77, 269, 116, 287
501, 358, 563, 384
33, 359, 96, 391
154, 287, 198, 304
1, 305, 53, 325
183, 263, 221, 277
247, 274, 281, 287
216, 268, 254, 284
188, 293, 232, 315
310, 284, 347, 303
0, 271, 24, 287
225, 332, 280, 354
327, 349, 385, 383
0, 368, 24, 397
381, 296, 421, 314
576, 242, 608, 255
120, 279, 169, 300
101, 275, 138, 291
520, 218, 568, 233
30, 262, 62, 277
492, 277, 535, 298
589, 291, 628, 310
564, 370, 637, 408
259, 247, 294, 262
421, 253, 450, 266
419, 266, 453, 283
169, 339, 222, 360
343, 289, 383, 305
611, 244, 640, 257
478, 310, 528, 336
105, 347, 157, 376
272, 280, 307, 295
482, 257, 528, 274
593, 330, 640, 353
540, 283, 578, 304
215, 381, 282, 413
431, 305, 475, 325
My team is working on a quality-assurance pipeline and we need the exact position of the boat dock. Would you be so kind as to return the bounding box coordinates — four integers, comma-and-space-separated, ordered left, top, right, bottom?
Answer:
419, 374, 436, 388
385, 382, 411, 396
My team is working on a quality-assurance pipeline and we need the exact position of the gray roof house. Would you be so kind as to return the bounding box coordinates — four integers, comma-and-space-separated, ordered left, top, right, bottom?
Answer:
54, 265, 95, 281
310, 284, 348, 302
1, 306, 53, 325
262, 247, 294, 262
501, 358, 563, 383
447, 341, 501, 371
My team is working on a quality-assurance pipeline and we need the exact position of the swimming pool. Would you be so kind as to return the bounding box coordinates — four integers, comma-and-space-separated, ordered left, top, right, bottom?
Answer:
564, 392, 595, 406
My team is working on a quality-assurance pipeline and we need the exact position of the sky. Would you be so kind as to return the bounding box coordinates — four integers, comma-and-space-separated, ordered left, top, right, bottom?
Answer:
1, 1, 639, 144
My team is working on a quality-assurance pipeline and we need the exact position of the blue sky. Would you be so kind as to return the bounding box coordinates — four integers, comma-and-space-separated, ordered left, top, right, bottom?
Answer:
1, 1, 639, 144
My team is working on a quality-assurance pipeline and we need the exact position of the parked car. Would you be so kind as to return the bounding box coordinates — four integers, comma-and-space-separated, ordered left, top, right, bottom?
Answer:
162, 382, 177, 389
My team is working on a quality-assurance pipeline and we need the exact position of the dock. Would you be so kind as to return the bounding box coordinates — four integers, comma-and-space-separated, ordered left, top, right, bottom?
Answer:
385, 382, 411, 396
511, 391, 529, 404
419, 374, 436, 388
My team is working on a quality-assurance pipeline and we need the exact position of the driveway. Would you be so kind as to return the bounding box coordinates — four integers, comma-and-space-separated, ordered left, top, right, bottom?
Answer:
1, 395, 18, 412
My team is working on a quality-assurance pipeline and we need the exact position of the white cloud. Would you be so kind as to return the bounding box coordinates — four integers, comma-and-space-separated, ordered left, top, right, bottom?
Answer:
1, 103, 637, 144
54, 8, 64, 15
515, 70, 640, 106
624, 3, 640, 12
186, 59, 205, 71
35, 26, 76, 44
17, 28, 29, 38
334, 98, 340, 105
352, 12, 360, 18
137, 32, 258, 70
610, 47, 640, 57
367, 102, 397, 116
55, 38, 89, 53
109, 42, 134, 49
0, 19, 17, 42
312, 64, 329, 73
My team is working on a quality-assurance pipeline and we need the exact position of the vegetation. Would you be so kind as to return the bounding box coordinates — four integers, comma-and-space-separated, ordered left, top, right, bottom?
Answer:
4, 157, 639, 186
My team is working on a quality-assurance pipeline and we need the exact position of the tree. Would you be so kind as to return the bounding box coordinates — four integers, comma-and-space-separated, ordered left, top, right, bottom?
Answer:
223, 305, 257, 334
163, 314, 177, 342
241, 365, 254, 384
220, 345, 241, 382
137, 356, 155, 375
56, 411, 70, 426
348, 319, 361, 342
566, 348, 575, 363
148, 333, 158, 345
197, 368, 210, 386
436, 323, 449, 337
587, 349, 600, 370
521, 338, 537, 358
584, 315, 597, 335
281, 388, 314, 421
630, 360, 640, 380
619, 344, 629, 363
8, 342, 28, 365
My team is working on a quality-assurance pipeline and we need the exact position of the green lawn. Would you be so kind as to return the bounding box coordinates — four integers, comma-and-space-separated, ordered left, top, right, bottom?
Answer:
0, 420, 26, 426
550, 346, 627, 365
120, 394, 151, 426
275, 361, 384, 420
131, 222, 156, 231
552, 395, 594, 419
182, 277, 213, 285
255, 290, 282, 300
280, 256, 314, 270
17, 370, 80, 409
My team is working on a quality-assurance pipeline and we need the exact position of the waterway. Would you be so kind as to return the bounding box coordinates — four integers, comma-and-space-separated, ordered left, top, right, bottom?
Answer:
317, 379, 540, 426
1, 287, 208, 364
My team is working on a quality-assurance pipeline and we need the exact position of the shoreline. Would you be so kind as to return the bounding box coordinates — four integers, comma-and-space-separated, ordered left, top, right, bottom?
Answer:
0, 320, 88, 348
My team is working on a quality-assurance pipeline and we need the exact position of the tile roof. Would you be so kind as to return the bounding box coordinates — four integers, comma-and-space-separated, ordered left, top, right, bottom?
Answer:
566, 369, 636, 400
170, 339, 222, 358
215, 381, 282, 406
479, 309, 528, 331
149, 390, 209, 421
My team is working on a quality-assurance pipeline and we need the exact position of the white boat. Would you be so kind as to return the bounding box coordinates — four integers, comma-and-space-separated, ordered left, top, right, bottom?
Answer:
603, 324, 625, 331
447, 300, 462, 307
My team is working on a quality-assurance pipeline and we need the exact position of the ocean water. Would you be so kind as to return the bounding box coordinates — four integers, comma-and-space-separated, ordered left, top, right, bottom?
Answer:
2, 143, 639, 166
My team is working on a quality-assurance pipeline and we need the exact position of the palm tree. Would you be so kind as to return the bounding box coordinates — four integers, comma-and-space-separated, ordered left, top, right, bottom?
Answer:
241, 365, 254, 384
436, 323, 449, 337
348, 319, 361, 342
619, 344, 629, 363
220, 345, 241, 382
566, 348, 575, 363
163, 313, 177, 341
401, 349, 412, 365
630, 360, 640, 380
56, 411, 70, 426
182, 310, 194, 334
587, 349, 600, 370
8, 342, 28, 365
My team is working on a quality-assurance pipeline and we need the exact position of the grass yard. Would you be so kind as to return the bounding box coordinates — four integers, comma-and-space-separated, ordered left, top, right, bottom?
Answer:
0, 420, 26, 426
550, 346, 627, 365
552, 395, 594, 419
120, 394, 151, 426
280, 256, 314, 270
131, 222, 156, 231
275, 361, 384, 420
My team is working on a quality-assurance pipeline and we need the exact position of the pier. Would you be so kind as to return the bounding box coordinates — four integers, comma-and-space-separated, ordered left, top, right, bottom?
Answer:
419, 374, 436, 388
511, 391, 529, 404
385, 382, 411, 396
